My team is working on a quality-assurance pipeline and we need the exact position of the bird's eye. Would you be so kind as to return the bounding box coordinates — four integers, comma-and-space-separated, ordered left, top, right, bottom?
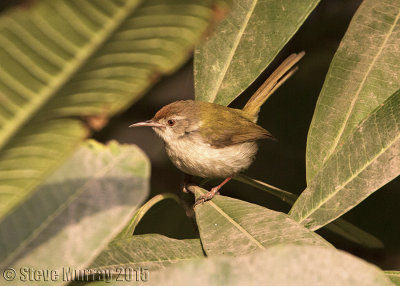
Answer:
167, 119, 176, 126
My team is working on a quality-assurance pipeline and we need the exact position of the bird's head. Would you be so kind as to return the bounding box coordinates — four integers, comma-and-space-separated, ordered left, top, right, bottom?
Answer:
129, 100, 199, 143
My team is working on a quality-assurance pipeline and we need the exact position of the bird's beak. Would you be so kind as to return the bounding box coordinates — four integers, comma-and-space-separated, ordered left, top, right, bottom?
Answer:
129, 120, 164, 128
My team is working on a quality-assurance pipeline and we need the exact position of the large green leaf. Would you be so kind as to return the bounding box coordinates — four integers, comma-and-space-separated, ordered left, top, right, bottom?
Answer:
89, 234, 204, 273
191, 186, 330, 257
0, 140, 150, 277
0, 0, 213, 221
290, 89, 400, 230
0, 119, 87, 217
236, 175, 383, 248
95, 245, 392, 286
194, 0, 320, 105
306, 0, 400, 182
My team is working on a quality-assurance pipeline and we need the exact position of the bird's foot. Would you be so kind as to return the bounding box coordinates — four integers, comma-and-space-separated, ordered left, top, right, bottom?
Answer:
193, 186, 220, 207
193, 177, 232, 208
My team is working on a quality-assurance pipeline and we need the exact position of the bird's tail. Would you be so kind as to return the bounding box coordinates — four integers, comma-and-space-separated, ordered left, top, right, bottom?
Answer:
243, 52, 305, 121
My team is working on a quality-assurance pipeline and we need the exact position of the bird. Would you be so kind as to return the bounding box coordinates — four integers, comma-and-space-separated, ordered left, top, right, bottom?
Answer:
130, 52, 305, 206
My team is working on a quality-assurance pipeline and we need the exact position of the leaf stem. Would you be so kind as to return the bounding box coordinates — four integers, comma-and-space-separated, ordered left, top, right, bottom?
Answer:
234, 174, 297, 205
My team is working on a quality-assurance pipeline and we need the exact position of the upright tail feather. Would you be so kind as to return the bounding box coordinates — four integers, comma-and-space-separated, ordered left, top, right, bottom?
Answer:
243, 52, 305, 121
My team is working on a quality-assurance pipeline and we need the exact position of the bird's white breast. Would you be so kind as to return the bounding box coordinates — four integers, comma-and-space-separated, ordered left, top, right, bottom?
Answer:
164, 137, 258, 178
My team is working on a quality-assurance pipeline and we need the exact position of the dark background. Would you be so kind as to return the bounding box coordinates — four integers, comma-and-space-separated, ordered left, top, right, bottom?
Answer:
2, 0, 399, 270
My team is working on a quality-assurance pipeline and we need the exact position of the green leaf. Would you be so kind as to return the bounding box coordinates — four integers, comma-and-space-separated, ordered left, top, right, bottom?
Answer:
89, 234, 204, 273
0, 140, 150, 274
0, 119, 87, 218
306, 0, 400, 182
117, 193, 197, 240
145, 245, 393, 286
194, 0, 320, 105
0, 0, 213, 223
385, 271, 400, 285
290, 89, 400, 230
235, 175, 383, 248
191, 186, 330, 256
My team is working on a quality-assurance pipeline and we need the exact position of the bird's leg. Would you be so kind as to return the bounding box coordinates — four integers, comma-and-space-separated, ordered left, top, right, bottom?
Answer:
182, 174, 193, 193
194, 177, 232, 207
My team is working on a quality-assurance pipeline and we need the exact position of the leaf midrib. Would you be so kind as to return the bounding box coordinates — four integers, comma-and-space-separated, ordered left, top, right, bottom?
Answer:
207, 0, 258, 103
199, 193, 264, 250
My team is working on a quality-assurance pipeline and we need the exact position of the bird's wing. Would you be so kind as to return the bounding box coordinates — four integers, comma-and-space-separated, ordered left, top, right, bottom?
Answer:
198, 103, 275, 148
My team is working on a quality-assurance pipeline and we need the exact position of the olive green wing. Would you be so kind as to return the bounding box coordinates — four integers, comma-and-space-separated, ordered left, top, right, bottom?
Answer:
198, 102, 274, 148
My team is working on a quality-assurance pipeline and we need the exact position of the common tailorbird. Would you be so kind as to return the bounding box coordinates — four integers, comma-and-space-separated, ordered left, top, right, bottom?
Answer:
130, 52, 305, 206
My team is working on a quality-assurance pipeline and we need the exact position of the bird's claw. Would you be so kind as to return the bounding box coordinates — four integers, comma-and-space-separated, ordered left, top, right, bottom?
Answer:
193, 195, 208, 207
193, 188, 219, 208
